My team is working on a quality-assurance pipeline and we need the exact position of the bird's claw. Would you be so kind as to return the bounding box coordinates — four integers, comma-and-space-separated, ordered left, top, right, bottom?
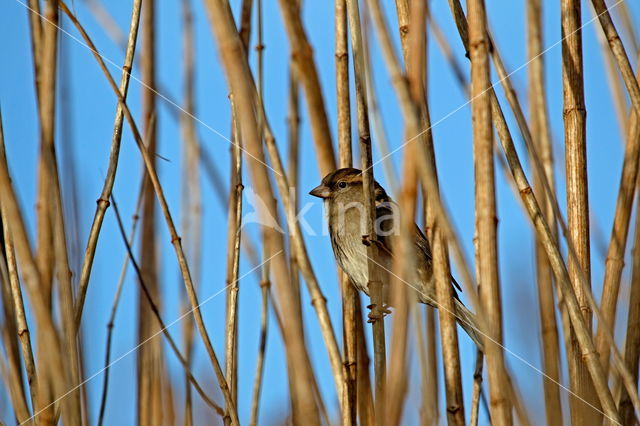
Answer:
367, 303, 392, 323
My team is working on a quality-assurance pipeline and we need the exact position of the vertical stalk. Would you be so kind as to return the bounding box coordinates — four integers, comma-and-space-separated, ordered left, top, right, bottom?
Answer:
619, 185, 640, 424
224, 96, 243, 414
527, 0, 563, 423
335, 0, 357, 423
344, 0, 386, 419
0, 214, 30, 423
561, 1, 600, 423
468, 0, 512, 423
39, 2, 83, 424
137, 0, 164, 422
179, 0, 200, 423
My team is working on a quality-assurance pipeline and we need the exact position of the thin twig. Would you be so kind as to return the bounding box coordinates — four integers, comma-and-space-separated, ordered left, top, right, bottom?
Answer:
224, 95, 243, 413
73, 0, 143, 327
97, 179, 144, 426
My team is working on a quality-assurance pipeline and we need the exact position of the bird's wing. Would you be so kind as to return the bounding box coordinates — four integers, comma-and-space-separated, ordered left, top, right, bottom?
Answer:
376, 200, 463, 294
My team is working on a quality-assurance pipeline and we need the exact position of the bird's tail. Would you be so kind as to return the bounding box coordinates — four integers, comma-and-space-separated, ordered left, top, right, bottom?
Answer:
454, 299, 484, 351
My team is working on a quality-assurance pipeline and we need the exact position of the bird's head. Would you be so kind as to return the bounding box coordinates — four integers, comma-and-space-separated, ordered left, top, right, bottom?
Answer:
309, 168, 388, 205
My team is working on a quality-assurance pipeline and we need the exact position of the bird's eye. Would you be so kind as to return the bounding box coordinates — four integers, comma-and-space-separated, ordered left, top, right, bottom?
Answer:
338, 181, 347, 189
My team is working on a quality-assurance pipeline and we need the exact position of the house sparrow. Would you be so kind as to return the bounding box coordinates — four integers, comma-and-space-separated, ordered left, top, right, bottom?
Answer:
310, 167, 483, 348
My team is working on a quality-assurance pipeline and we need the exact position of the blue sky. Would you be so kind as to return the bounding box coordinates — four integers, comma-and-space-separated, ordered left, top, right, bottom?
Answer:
1, 0, 638, 424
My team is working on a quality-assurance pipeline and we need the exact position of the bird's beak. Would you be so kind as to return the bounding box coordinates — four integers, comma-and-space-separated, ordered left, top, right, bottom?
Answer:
309, 184, 331, 199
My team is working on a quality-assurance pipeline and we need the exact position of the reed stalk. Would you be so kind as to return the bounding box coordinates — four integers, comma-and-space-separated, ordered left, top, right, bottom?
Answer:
276, 0, 336, 175
335, 0, 358, 423
589, 0, 640, 377
468, 0, 512, 423
527, 1, 563, 423
619, 179, 640, 424
224, 96, 243, 414
561, 2, 600, 422
344, 0, 387, 420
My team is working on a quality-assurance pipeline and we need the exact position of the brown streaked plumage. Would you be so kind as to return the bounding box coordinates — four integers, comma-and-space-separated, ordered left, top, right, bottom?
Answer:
310, 168, 483, 348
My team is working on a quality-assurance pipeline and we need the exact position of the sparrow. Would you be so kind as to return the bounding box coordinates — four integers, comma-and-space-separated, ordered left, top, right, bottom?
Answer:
310, 167, 483, 348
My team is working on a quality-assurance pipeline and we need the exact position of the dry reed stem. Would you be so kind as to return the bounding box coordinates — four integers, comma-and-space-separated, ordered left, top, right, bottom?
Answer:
0, 168, 39, 420
344, 0, 387, 419
561, 1, 600, 421
276, 0, 336, 176
31, 3, 56, 420
249, 279, 269, 426
406, 2, 440, 423
385, 157, 417, 426
238, 0, 254, 51
468, 0, 512, 422
0, 110, 68, 426
201, 1, 321, 422
424, 306, 439, 424
595, 57, 640, 376
394, 0, 410, 62
136, 0, 165, 421
32, 0, 55, 324
469, 351, 484, 426
385, 2, 424, 423
591, 2, 629, 138
179, 1, 200, 423
224, 96, 243, 411
97, 180, 143, 426
0, 240, 30, 423
360, 10, 398, 193
0, 351, 30, 424
58, 4, 240, 422
419, 11, 442, 424
38, 2, 83, 423
619, 182, 640, 424
335, 0, 358, 423
286, 44, 305, 410
0, 273, 31, 423
616, 1, 638, 54
26, 0, 42, 93
526, 1, 563, 423
363, 1, 469, 423
73, 0, 142, 327
589, 0, 640, 376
